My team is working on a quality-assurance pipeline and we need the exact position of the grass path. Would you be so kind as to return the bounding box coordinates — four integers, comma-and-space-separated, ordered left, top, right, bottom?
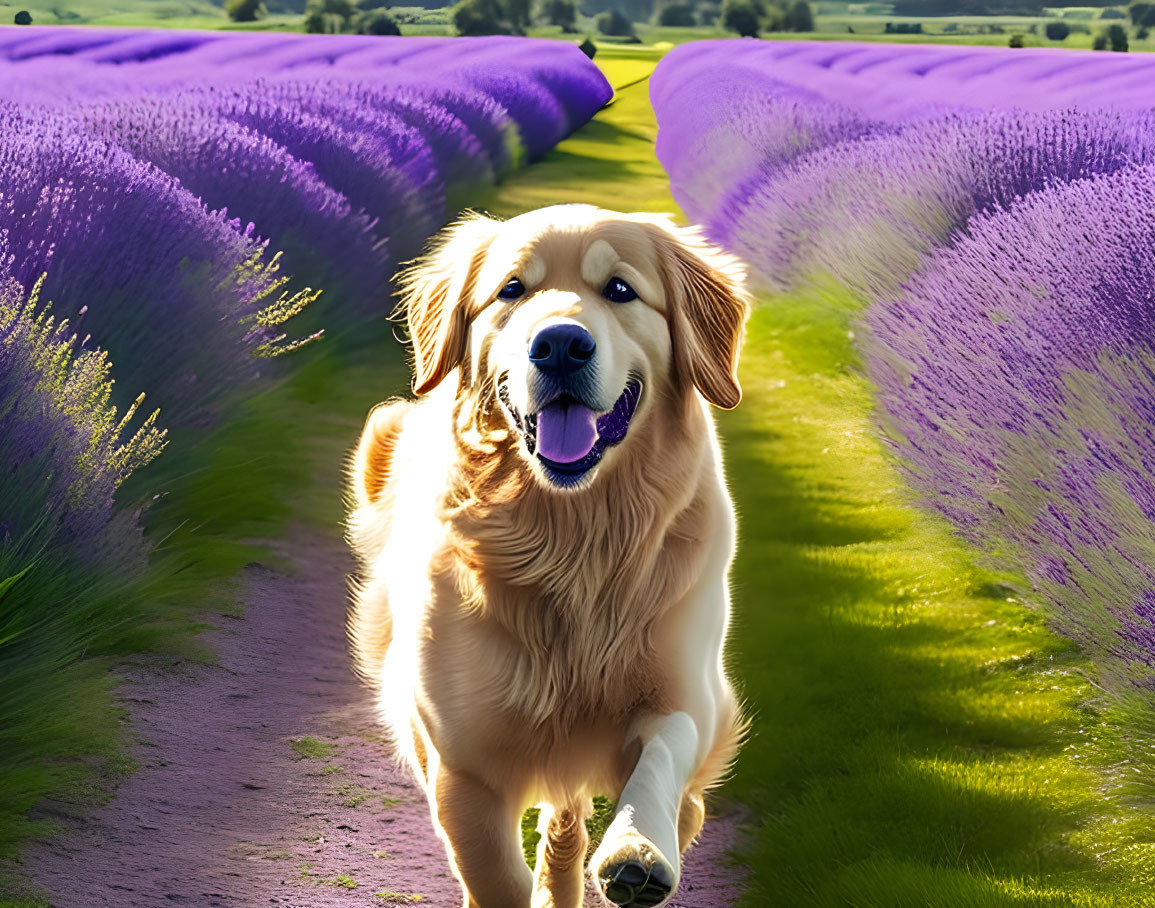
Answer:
472, 49, 1155, 905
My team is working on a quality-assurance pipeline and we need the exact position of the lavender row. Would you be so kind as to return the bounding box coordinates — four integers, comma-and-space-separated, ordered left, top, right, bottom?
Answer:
0, 110, 312, 424
0, 33, 609, 421
719, 109, 1155, 296
653, 41, 1155, 691
654, 49, 1155, 294
867, 166, 1155, 691
0, 262, 167, 846
654, 40, 1155, 126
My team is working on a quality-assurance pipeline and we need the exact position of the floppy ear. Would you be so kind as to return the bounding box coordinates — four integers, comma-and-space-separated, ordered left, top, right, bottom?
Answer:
648, 218, 751, 410
396, 212, 501, 396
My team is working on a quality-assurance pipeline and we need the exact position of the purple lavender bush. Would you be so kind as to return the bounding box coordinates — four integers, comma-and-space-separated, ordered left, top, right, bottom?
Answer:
654, 43, 1155, 294
0, 32, 610, 303
654, 40, 1155, 694
719, 109, 1155, 295
0, 107, 315, 423
651, 50, 886, 223
868, 164, 1155, 692
0, 266, 165, 851
654, 40, 1155, 126
73, 94, 386, 312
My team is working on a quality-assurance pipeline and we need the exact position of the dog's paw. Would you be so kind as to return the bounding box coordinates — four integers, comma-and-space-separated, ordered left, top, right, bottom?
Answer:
593, 838, 676, 908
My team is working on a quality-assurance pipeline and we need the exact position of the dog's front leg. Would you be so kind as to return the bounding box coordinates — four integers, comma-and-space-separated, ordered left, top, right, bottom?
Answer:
531, 801, 591, 908
590, 712, 699, 908
432, 764, 533, 908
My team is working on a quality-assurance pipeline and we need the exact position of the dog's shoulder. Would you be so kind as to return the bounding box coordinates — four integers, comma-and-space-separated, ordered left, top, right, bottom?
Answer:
350, 399, 413, 510
346, 398, 416, 568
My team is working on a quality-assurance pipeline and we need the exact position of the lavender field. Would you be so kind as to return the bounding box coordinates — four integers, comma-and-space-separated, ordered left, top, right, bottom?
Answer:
10, 28, 1155, 907
0, 27, 610, 875
654, 36, 1155, 822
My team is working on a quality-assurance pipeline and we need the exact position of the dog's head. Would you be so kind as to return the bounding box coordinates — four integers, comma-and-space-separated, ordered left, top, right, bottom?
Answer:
397, 204, 750, 491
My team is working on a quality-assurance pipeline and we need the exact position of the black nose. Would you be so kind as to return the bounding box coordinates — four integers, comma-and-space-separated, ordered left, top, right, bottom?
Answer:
528, 323, 595, 379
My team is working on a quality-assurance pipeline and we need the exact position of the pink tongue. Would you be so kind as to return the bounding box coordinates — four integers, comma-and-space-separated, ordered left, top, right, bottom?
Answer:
536, 400, 598, 463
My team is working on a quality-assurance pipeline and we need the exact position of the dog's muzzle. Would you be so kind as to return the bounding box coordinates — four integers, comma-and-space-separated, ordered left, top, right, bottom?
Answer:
499, 375, 644, 488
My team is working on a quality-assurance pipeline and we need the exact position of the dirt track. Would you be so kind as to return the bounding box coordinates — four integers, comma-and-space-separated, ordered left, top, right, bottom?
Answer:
21, 530, 747, 907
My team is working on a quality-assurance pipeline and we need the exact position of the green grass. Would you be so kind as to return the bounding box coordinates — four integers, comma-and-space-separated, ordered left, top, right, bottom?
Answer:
329, 782, 373, 808
471, 48, 1155, 904
290, 736, 338, 760
721, 284, 1155, 904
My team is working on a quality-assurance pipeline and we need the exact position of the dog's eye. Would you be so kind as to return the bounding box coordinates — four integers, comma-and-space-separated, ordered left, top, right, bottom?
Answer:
497, 278, 525, 301
603, 277, 637, 303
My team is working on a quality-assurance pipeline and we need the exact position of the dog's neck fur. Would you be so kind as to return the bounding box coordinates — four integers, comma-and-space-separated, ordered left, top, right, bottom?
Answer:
438, 382, 718, 725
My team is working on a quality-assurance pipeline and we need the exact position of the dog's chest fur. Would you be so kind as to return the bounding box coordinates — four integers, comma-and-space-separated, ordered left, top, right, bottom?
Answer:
422, 437, 718, 744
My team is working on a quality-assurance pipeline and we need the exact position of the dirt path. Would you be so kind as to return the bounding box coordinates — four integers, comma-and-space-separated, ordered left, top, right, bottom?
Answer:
21, 529, 746, 907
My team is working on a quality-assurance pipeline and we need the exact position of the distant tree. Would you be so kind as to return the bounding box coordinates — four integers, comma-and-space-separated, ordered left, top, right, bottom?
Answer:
455, 0, 508, 33
304, 0, 357, 32
13, 10, 31, 23
1129, 0, 1150, 22
355, 7, 401, 31
578, 35, 597, 55
226, 0, 267, 21
1008, 32, 1024, 45
1108, 21, 1129, 46
697, 1, 721, 23
506, 0, 532, 29
785, 0, 813, 30
454, 0, 528, 33
1136, 3, 1155, 26
722, 0, 760, 35
1092, 31, 1108, 47
1100, 7, 1126, 17
1140, 24, 1150, 35
1044, 20, 1069, 39
541, 0, 578, 29
358, 0, 391, 8
596, 8, 635, 34
658, 1, 696, 24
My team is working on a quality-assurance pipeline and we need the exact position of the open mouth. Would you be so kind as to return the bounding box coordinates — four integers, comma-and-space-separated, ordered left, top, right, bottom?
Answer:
499, 377, 643, 487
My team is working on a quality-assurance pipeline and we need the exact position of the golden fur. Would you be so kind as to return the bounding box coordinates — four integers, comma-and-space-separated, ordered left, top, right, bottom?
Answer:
347, 204, 749, 908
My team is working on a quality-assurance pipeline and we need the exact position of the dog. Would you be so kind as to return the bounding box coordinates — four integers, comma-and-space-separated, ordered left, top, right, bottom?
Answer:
346, 203, 749, 908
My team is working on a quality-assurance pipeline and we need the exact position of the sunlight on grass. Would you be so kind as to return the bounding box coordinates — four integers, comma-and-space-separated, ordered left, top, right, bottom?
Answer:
722, 287, 1155, 904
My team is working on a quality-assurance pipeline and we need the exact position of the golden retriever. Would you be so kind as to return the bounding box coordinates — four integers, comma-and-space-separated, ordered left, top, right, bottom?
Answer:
346, 204, 749, 908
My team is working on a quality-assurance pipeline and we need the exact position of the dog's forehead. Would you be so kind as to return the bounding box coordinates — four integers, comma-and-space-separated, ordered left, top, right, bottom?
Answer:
485, 208, 666, 302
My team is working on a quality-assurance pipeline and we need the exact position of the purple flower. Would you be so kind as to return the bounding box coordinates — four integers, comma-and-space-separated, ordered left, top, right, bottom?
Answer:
73, 93, 387, 315
867, 165, 1155, 689
0, 260, 164, 570
695, 109, 1155, 295
0, 107, 296, 423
